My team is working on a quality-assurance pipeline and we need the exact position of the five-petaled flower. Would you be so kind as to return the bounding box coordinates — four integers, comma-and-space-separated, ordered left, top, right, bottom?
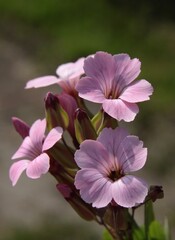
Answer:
25, 57, 85, 94
74, 127, 148, 208
76, 51, 153, 122
9, 119, 63, 186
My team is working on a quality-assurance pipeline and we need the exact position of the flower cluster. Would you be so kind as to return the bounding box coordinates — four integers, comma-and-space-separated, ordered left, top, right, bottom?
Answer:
10, 51, 163, 239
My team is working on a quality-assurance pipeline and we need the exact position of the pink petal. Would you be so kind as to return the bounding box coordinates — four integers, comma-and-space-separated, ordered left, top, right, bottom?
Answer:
74, 140, 111, 174
9, 160, 30, 186
42, 127, 63, 151
117, 136, 147, 173
102, 99, 139, 122
77, 77, 106, 103
91, 179, 112, 208
12, 117, 30, 139
29, 119, 46, 149
120, 80, 153, 103
113, 54, 141, 86
57, 77, 79, 93
56, 57, 85, 79
75, 169, 112, 207
56, 62, 75, 79
112, 175, 148, 208
25, 76, 59, 89
12, 136, 39, 160
84, 52, 116, 91
97, 127, 128, 166
26, 153, 50, 179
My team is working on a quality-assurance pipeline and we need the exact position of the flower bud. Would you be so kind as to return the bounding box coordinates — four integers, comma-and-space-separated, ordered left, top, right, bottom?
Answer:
12, 117, 30, 139
74, 108, 97, 144
45, 92, 69, 130
92, 110, 118, 134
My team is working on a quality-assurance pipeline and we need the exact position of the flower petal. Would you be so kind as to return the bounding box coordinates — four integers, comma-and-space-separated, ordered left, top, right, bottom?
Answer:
29, 119, 46, 149
102, 99, 139, 122
117, 136, 147, 173
26, 153, 50, 179
9, 160, 29, 186
112, 175, 148, 208
77, 76, 106, 103
25, 76, 59, 89
12, 136, 38, 160
120, 80, 153, 103
84, 52, 116, 90
74, 140, 111, 174
42, 127, 63, 151
56, 57, 85, 79
113, 54, 141, 87
97, 127, 128, 166
75, 169, 112, 208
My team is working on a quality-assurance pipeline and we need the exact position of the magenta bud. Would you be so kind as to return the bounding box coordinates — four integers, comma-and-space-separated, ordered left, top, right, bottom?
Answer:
45, 92, 69, 130
45, 92, 59, 110
12, 117, 30, 139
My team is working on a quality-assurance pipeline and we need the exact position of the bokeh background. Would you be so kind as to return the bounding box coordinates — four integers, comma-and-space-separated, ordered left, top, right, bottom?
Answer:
0, 0, 175, 239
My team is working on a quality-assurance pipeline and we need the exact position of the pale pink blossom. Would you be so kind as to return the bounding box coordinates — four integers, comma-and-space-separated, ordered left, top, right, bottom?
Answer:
10, 119, 63, 186
76, 51, 153, 122
75, 127, 148, 208
25, 58, 85, 93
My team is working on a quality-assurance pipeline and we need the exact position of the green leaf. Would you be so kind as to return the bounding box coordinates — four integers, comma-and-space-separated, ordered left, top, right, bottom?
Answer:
149, 220, 166, 240
145, 200, 155, 239
133, 226, 145, 240
103, 230, 113, 240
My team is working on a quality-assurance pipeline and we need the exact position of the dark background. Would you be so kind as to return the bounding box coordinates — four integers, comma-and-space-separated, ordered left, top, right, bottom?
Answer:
0, 0, 175, 239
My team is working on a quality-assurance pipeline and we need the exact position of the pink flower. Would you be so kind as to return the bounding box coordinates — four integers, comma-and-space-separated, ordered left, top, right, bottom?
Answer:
25, 58, 85, 94
56, 57, 85, 93
76, 51, 153, 122
74, 127, 148, 208
9, 119, 63, 186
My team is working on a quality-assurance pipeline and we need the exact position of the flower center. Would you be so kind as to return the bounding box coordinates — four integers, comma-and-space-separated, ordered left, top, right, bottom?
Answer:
108, 170, 124, 182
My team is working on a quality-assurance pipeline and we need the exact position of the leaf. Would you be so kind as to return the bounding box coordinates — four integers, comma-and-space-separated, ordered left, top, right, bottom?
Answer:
149, 220, 166, 240
103, 229, 113, 240
133, 226, 145, 240
145, 200, 155, 239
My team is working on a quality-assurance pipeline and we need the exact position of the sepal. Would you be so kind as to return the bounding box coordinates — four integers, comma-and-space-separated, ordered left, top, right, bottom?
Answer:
92, 110, 118, 134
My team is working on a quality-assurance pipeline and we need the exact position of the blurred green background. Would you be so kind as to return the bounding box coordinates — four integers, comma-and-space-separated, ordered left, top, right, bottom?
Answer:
0, 0, 175, 239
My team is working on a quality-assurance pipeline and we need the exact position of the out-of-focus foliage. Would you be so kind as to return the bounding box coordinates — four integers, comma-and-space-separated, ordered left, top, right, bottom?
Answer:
0, 0, 174, 109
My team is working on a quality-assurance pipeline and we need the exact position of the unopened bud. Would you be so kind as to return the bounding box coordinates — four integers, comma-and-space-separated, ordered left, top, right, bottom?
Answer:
12, 117, 30, 139
45, 92, 69, 130
74, 108, 97, 144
